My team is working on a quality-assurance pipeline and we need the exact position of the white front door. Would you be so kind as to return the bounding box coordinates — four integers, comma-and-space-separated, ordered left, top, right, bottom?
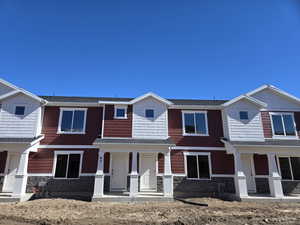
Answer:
110, 152, 128, 192
140, 153, 157, 192
241, 154, 256, 193
3, 153, 20, 192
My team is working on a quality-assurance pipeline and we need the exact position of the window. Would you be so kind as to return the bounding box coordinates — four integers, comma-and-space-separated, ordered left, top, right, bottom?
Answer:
186, 153, 211, 179
58, 108, 87, 134
270, 113, 297, 137
239, 111, 249, 120
182, 111, 208, 136
278, 156, 300, 180
54, 152, 83, 178
114, 106, 127, 119
145, 109, 154, 118
15, 106, 25, 116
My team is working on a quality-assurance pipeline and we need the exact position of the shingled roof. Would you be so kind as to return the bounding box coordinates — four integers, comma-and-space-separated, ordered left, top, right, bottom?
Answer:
40, 95, 227, 106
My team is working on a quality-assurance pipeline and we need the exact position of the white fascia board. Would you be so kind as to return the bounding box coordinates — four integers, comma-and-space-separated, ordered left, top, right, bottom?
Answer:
0, 78, 47, 104
169, 105, 223, 110
98, 101, 131, 105
46, 102, 101, 107
247, 84, 300, 105
222, 94, 267, 108
0, 90, 21, 100
129, 92, 174, 105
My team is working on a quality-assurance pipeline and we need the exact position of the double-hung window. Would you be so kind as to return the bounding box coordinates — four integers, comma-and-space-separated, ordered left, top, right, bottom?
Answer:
58, 108, 87, 134
278, 156, 300, 181
182, 111, 208, 136
54, 151, 83, 179
270, 113, 297, 138
185, 153, 211, 179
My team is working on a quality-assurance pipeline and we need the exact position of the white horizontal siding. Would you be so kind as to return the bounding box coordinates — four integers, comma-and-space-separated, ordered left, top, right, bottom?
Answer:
0, 94, 40, 137
225, 99, 264, 141
132, 97, 168, 139
251, 89, 300, 111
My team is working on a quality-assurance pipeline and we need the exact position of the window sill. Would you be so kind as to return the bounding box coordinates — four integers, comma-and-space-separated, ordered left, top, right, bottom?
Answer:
113, 117, 128, 120
53, 177, 80, 180
186, 178, 211, 181
271, 136, 299, 140
281, 179, 300, 182
57, 132, 86, 135
183, 134, 209, 137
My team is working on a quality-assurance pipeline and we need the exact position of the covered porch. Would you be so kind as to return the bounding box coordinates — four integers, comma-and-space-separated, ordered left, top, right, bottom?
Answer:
0, 136, 43, 201
223, 139, 300, 201
92, 138, 174, 201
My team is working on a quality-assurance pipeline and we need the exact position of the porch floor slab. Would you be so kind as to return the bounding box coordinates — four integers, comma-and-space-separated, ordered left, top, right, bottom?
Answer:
92, 192, 173, 202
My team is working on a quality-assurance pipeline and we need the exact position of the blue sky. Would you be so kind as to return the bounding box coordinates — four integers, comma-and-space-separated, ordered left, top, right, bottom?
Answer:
0, 0, 300, 100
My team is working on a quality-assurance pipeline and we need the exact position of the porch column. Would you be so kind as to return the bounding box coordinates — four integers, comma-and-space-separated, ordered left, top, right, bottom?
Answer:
234, 152, 248, 198
163, 150, 173, 197
93, 150, 105, 198
130, 152, 139, 197
13, 150, 29, 198
267, 153, 284, 198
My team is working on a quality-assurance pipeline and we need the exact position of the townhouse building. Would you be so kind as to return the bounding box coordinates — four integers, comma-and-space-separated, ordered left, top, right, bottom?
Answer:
0, 78, 299, 202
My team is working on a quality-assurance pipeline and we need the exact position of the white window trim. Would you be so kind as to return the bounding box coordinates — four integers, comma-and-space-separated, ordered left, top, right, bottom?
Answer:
182, 110, 209, 136
57, 108, 87, 134
114, 105, 128, 119
269, 112, 298, 139
14, 105, 26, 116
52, 151, 84, 179
184, 152, 212, 180
277, 156, 300, 181
145, 109, 154, 118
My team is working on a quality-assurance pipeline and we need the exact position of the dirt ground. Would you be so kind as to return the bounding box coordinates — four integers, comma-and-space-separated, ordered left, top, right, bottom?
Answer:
0, 198, 299, 225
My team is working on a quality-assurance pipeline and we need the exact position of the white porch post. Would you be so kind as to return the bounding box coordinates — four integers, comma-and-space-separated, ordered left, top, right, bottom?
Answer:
130, 152, 139, 197
93, 150, 105, 198
163, 150, 173, 197
13, 149, 30, 198
234, 152, 248, 198
267, 153, 284, 198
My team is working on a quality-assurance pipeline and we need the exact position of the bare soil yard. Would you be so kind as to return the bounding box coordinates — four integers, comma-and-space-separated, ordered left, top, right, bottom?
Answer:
0, 198, 299, 225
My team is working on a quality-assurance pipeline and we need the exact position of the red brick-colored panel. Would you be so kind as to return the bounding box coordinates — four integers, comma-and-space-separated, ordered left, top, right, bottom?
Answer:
103, 105, 132, 138
168, 109, 224, 147
294, 112, 300, 137
211, 151, 234, 174
28, 149, 98, 174
41, 106, 103, 145
158, 153, 164, 174
261, 111, 272, 138
0, 151, 7, 174
254, 154, 268, 175
171, 151, 185, 174
104, 152, 110, 173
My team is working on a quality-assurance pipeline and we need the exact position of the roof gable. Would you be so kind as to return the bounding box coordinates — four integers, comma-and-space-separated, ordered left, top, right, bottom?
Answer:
130, 92, 173, 105
222, 94, 267, 108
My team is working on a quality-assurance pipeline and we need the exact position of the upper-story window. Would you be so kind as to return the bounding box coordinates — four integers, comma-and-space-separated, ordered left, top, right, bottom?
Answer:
114, 106, 127, 119
182, 111, 208, 136
270, 112, 297, 138
58, 108, 87, 134
239, 111, 249, 120
15, 106, 25, 116
145, 109, 154, 118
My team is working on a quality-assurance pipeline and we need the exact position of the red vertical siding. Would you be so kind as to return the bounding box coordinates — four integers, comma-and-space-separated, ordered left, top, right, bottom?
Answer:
168, 109, 224, 147
254, 154, 268, 175
104, 152, 110, 173
261, 111, 272, 138
41, 106, 103, 145
211, 151, 234, 174
158, 153, 164, 174
103, 105, 132, 138
0, 151, 7, 174
28, 149, 98, 174
294, 112, 300, 137
171, 151, 185, 174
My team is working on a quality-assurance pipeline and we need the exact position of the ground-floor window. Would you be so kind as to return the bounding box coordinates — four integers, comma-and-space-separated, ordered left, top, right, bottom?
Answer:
185, 153, 211, 179
54, 151, 83, 178
278, 156, 300, 181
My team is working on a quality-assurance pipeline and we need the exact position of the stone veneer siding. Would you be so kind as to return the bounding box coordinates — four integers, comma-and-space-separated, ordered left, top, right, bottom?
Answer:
26, 176, 95, 201
282, 181, 300, 195
255, 178, 270, 194
173, 176, 235, 197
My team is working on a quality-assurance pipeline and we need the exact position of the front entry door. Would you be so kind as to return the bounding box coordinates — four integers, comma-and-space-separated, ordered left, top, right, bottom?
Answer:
3, 153, 20, 192
110, 152, 128, 192
140, 153, 157, 192
241, 154, 256, 193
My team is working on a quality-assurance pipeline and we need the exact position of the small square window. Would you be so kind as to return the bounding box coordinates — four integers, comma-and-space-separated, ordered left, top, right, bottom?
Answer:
239, 111, 249, 120
15, 106, 25, 116
114, 107, 127, 119
145, 109, 154, 118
